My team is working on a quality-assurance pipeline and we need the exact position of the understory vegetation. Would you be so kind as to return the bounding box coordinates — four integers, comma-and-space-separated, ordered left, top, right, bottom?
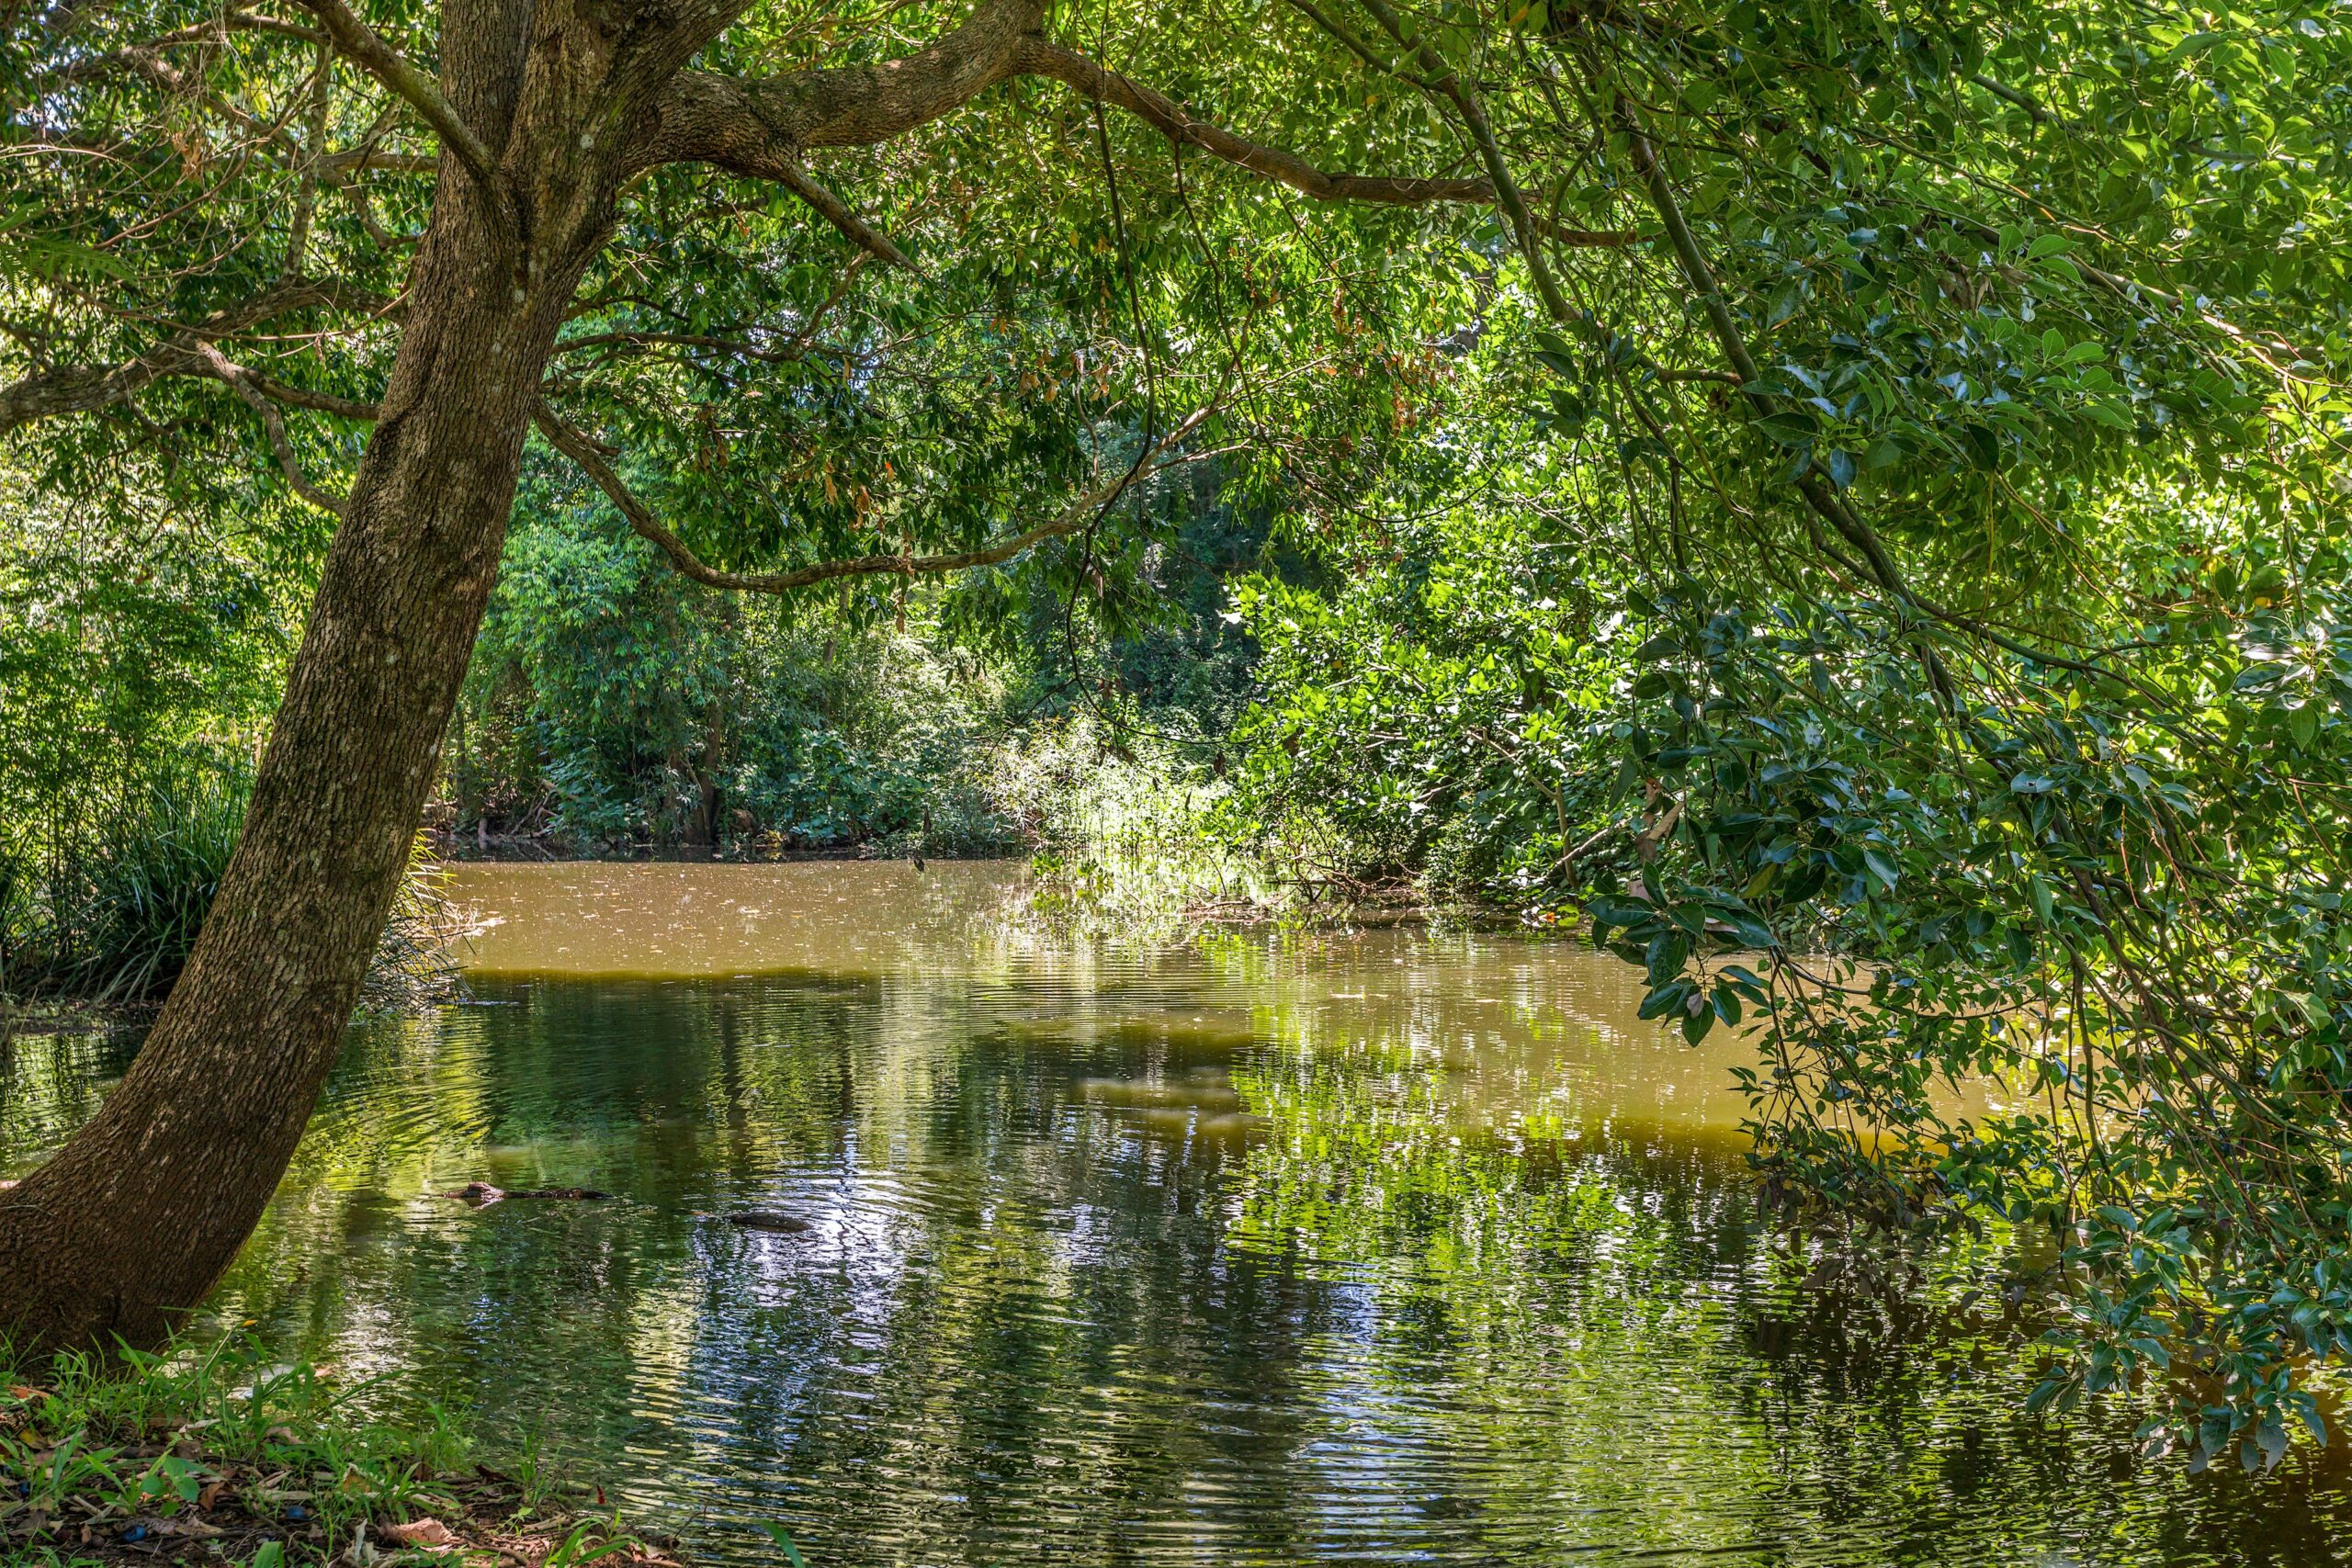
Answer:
0, 498, 459, 1014
437, 456, 1267, 859
0, 1336, 677, 1565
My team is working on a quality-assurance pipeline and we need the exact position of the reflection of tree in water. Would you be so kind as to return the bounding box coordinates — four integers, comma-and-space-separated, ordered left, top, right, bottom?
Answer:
1225, 1012, 2352, 1566
15, 942, 2348, 1567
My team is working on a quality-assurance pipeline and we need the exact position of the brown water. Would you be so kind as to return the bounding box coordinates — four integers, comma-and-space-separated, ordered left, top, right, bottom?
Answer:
4, 861, 2346, 1565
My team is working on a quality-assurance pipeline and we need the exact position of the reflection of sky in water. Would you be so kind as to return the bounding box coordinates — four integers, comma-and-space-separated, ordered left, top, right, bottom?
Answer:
0, 860, 2345, 1565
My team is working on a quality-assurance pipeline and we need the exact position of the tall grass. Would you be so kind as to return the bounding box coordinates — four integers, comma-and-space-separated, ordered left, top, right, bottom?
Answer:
0, 758, 461, 1013
979, 718, 1289, 941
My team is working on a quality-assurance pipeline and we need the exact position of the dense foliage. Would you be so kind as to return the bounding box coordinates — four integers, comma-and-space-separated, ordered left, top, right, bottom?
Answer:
6, 0, 2352, 1468
1197, 0, 2352, 1471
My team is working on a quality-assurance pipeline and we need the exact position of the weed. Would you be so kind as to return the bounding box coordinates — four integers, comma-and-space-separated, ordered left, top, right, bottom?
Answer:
0, 1333, 627, 1565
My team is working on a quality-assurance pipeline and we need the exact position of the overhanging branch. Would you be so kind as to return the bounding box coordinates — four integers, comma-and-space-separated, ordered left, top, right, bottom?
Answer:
630, 0, 1049, 172
192, 340, 348, 513
631, 3, 1630, 247
1010, 36, 1631, 245
0, 277, 391, 436
535, 399, 1225, 595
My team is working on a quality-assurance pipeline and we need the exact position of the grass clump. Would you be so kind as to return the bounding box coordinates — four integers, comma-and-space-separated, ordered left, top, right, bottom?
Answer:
0, 758, 465, 1023
0, 1336, 678, 1566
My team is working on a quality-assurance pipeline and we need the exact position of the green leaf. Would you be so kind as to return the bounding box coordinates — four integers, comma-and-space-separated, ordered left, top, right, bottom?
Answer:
1754, 411, 1817, 446
1861, 435, 1907, 470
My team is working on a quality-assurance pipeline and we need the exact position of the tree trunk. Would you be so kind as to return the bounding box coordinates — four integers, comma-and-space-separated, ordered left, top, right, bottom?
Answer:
0, 0, 1062, 1353
0, 177, 585, 1351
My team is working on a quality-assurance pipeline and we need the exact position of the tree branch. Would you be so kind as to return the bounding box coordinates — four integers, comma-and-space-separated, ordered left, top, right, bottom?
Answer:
1968, 73, 2047, 125
146, 8, 329, 47
1009, 36, 1629, 245
771, 159, 917, 271
191, 340, 347, 513
1013, 36, 1486, 209
535, 398, 1224, 595
0, 277, 390, 436
288, 0, 505, 203
1354, 0, 1570, 317
321, 149, 441, 181
628, 2, 1629, 246
629, 0, 1048, 172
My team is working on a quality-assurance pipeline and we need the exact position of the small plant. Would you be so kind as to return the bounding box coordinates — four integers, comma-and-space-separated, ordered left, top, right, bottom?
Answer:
508, 1421, 564, 1521
541, 1518, 639, 1568
0, 1333, 651, 1564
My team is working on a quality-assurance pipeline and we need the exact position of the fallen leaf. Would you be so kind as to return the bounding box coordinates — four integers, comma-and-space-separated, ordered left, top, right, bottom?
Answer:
198, 1481, 224, 1510
381, 1517, 458, 1551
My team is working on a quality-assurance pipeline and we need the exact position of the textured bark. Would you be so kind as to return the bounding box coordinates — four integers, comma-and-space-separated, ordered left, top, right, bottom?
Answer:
628, 0, 1045, 174
0, 0, 639, 1352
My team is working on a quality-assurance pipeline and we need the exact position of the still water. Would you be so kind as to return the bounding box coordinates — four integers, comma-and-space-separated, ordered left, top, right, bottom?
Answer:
4, 861, 2346, 1565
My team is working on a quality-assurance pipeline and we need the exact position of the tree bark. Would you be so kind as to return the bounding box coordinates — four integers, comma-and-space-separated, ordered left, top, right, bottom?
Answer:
0, 28, 610, 1350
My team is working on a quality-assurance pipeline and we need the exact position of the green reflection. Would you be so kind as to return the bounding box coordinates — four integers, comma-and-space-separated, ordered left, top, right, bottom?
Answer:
2, 863, 2346, 1565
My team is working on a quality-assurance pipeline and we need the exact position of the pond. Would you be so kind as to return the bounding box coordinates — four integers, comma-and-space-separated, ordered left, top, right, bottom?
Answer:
3, 861, 2346, 1566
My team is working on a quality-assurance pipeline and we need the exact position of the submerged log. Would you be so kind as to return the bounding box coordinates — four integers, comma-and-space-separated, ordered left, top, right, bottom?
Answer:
442, 1182, 612, 1205
729, 1210, 812, 1234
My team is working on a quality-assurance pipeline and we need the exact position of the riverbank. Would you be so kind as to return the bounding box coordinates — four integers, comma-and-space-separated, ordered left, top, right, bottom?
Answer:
0, 1338, 689, 1566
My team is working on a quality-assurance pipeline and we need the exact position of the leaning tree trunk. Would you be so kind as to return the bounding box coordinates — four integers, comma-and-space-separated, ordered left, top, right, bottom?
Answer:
0, 174, 592, 1350
0, 0, 1059, 1351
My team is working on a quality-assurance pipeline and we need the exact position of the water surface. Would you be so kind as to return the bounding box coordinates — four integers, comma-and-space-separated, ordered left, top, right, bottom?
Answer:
3, 861, 2345, 1565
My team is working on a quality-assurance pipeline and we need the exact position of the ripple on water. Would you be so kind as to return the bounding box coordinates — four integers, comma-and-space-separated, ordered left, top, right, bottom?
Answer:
6, 863, 2349, 1566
